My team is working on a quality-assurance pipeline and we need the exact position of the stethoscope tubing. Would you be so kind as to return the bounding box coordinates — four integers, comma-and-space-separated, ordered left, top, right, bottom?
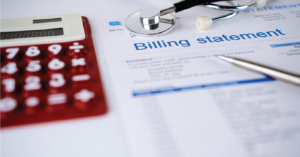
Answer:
212, 10, 239, 24
204, 1, 240, 24
203, 0, 257, 11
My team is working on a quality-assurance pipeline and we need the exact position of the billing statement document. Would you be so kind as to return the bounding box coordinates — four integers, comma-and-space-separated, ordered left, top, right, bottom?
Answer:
96, 0, 300, 156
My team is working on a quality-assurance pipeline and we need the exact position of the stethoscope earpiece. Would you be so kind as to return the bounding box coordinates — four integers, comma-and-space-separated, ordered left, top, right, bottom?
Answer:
255, 0, 267, 8
196, 16, 213, 31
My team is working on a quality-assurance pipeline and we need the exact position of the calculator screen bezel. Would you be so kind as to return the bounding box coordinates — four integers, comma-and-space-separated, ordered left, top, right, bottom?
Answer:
1, 28, 64, 40
0, 13, 85, 47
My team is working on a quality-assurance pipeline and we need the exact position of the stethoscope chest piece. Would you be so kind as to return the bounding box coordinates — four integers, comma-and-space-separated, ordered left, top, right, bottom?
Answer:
125, 0, 267, 37
124, 7, 176, 37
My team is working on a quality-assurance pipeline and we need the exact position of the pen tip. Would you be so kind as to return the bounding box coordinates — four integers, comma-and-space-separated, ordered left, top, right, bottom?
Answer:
215, 55, 233, 63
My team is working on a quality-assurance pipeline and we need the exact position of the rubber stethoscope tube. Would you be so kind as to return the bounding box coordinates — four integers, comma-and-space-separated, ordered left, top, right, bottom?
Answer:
174, 0, 231, 12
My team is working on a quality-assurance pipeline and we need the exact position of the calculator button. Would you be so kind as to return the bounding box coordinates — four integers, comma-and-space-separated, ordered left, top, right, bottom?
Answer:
72, 74, 91, 88
23, 76, 42, 96
48, 44, 63, 58
0, 97, 17, 112
74, 89, 95, 110
1, 78, 16, 93
5, 48, 19, 61
48, 58, 65, 72
72, 74, 90, 81
46, 93, 68, 112
48, 73, 66, 92
24, 76, 41, 91
25, 46, 41, 61
25, 97, 39, 107
71, 58, 87, 73
71, 58, 86, 66
26, 60, 42, 74
1, 62, 18, 76
0, 97, 17, 120
25, 97, 40, 114
68, 42, 86, 57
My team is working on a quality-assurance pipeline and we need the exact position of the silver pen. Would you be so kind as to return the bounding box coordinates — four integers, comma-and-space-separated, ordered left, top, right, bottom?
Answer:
215, 55, 300, 86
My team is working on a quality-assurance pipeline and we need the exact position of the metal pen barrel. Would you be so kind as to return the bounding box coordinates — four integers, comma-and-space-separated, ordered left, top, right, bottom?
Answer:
216, 55, 300, 86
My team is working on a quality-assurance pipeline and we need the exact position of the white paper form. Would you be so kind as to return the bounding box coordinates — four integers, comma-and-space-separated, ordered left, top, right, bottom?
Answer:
96, 0, 300, 156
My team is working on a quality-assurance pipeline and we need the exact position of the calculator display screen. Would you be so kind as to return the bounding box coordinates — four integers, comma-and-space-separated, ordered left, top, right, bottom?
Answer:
0, 28, 63, 40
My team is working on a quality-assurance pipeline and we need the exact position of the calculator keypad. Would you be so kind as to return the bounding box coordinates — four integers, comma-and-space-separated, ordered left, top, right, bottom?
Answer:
0, 17, 108, 127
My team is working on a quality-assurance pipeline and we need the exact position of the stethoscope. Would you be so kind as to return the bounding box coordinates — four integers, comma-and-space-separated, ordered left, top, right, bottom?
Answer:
124, 0, 266, 37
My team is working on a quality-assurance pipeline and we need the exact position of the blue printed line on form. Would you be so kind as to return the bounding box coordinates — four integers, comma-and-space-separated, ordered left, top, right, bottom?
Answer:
270, 41, 300, 48
132, 75, 276, 97
109, 21, 122, 26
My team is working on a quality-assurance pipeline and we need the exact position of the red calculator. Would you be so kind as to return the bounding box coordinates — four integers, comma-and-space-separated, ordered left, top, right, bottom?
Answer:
0, 14, 108, 127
